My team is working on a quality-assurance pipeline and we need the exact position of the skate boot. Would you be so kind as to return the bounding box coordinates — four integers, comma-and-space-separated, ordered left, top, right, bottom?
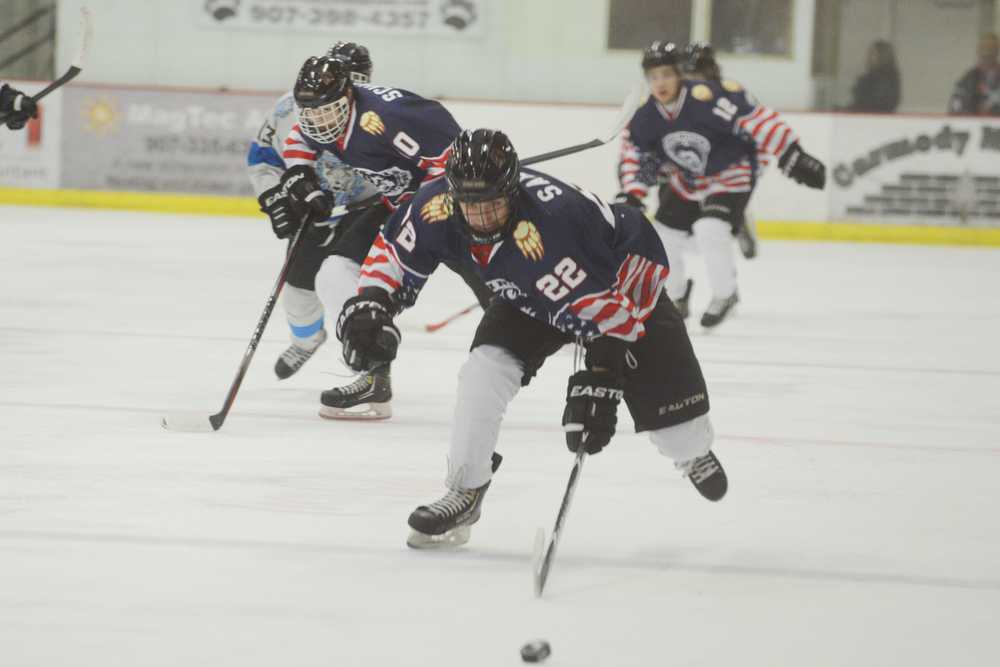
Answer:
407, 453, 502, 549
319, 364, 392, 420
676, 450, 728, 501
274, 329, 327, 380
672, 279, 694, 319
735, 218, 758, 259
700, 291, 739, 328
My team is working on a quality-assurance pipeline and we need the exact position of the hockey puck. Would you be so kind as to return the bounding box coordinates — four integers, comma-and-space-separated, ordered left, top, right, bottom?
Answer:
520, 640, 551, 663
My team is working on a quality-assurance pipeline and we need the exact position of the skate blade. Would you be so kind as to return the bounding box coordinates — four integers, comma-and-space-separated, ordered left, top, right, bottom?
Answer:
318, 402, 392, 421
406, 525, 471, 550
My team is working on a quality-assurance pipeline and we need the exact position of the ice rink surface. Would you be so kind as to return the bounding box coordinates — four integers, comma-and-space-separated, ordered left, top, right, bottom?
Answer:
2, 205, 999, 666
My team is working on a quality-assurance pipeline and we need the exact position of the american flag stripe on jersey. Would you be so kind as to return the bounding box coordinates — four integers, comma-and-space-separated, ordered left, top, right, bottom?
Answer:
568, 254, 669, 342
417, 145, 452, 182
618, 130, 649, 198
736, 105, 798, 160
282, 125, 317, 166
668, 159, 755, 199
358, 233, 404, 293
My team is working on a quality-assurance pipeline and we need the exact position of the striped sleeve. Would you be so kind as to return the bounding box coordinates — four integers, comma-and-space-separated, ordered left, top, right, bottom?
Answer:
568, 254, 670, 342
735, 104, 799, 160
281, 124, 319, 167
416, 145, 452, 183
617, 130, 651, 198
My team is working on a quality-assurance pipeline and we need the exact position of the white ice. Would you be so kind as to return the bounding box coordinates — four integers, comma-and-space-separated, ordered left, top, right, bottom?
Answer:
1, 205, 999, 667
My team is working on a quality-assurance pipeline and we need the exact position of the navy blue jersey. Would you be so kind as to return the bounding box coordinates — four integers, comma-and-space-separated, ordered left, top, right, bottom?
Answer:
619, 79, 798, 201
283, 84, 460, 208
360, 169, 671, 342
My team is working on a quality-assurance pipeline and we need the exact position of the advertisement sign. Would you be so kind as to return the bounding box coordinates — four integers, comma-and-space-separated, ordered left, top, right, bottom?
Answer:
0, 83, 62, 189
198, 0, 485, 36
829, 116, 1000, 227
61, 86, 277, 196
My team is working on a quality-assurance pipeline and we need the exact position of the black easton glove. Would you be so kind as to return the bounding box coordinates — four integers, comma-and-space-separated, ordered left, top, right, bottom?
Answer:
0, 84, 38, 130
778, 142, 826, 190
258, 183, 303, 239
336, 290, 401, 372
562, 336, 628, 455
612, 191, 646, 212
280, 164, 333, 223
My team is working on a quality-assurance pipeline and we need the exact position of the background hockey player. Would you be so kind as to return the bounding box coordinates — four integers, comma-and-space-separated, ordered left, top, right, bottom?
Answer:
616, 41, 826, 328
1, 82, 39, 130
337, 129, 728, 549
682, 41, 760, 260
249, 42, 378, 381
277, 55, 491, 419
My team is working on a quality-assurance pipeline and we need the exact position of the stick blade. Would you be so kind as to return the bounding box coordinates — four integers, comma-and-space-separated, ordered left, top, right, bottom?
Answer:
161, 412, 217, 433
532, 527, 547, 597
600, 81, 648, 143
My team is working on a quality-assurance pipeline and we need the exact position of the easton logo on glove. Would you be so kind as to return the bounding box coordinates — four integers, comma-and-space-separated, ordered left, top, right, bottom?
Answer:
569, 385, 624, 400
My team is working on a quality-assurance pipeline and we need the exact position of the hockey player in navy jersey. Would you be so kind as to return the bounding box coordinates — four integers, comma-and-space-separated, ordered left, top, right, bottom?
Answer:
682, 41, 760, 261
617, 41, 826, 327
267, 54, 491, 419
248, 42, 377, 381
337, 129, 727, 548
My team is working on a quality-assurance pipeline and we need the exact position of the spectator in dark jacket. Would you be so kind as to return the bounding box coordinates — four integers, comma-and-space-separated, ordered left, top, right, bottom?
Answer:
848, 40, 901, 113
949, 33, 1000, 115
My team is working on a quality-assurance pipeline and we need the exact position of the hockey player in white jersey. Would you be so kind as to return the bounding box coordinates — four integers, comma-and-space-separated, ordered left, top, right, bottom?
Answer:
247, 42, 378, 380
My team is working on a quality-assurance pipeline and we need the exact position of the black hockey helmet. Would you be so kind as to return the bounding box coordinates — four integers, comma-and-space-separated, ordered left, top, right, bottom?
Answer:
293, 55, 353, 143
683, 41, 721, 80
328, 41, 373, 83
446, 129, 521, 243
641, 40, 681, 71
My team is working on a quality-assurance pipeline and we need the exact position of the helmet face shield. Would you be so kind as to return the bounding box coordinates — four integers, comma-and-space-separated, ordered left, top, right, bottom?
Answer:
297, 95, 351, 144
458, 197, 512, 238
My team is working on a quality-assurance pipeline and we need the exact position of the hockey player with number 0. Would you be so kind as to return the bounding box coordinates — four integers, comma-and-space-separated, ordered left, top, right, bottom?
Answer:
248, 42, 378, 381
269, 53, 491, 419
337, 129, 728, 548
616, 41, 826, 328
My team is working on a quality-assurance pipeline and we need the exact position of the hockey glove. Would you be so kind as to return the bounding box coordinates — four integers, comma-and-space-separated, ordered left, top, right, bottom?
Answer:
0, 84, 38, 130
562, 370, 624, 455
337, 291, 401, 372
258, 184, 303, 239
280, 165, 333, 222
612, 191, 646, 212
778, 143, 826, 190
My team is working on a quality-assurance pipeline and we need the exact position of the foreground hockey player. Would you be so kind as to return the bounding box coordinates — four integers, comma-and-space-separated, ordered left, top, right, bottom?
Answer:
337, 129, 728, 548
682, 42, 760, 261
617, 41, 826, 327
249, 42, 377, 381
1, 82, 38, 130
273, 54, 491, 418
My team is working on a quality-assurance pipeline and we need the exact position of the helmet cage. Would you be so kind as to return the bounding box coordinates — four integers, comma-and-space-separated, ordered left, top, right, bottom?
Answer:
297, 96, 351, 144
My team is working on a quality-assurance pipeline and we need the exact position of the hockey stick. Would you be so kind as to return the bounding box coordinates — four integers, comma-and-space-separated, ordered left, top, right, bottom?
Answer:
0, 7, 92, 127
423, 302, 479, 333
533, 342, 590, 597
520, 81, 645, 167
161, 195, 381, 433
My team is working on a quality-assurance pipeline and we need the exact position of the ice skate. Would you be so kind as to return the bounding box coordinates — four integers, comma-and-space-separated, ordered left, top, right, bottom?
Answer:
274, 329, 327, 380
676, 450, 727, 501
319, 364, 392, 420
736, 218, 758, 259
700, 291, 738, 328
407, 453, 502, 549
672, 279, 694, 319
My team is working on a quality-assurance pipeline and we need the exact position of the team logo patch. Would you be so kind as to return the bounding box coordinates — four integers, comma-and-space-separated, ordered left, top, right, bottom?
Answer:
691, 84, 714, 102
420, 193, 454, 223
513, 221, 544, 261
722, 79, 744, 93
360, 111, 385, 135
662, 131, 712, 175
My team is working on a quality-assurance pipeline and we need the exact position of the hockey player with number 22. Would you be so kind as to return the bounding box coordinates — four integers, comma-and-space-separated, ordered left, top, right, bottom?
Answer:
337, 129, 728, 549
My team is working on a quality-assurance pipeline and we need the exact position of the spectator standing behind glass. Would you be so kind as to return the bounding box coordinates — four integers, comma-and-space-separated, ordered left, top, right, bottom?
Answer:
949, 33, 1000, 115
848, 41, 900, 113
